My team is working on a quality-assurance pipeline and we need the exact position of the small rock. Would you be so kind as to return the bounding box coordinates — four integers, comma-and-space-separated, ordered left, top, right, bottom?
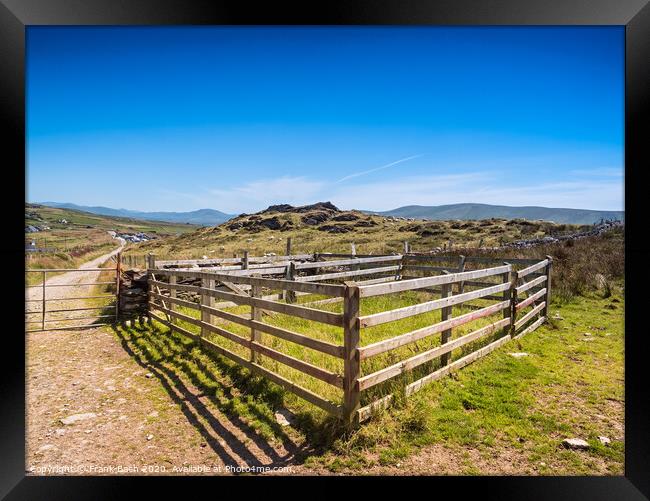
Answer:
539, 462, 546, 467
274, 409, 295, 427
60, 413, 97, 425
598, 436, 611, 445
148, 411, 159, 418
509, 352, 528, 358
583, 332, 592, 337
200, 442, 207, 448
562, 438, 590, 450
36, 444, 56, 454
146, 434, 154, 441
145, 373, 153, 378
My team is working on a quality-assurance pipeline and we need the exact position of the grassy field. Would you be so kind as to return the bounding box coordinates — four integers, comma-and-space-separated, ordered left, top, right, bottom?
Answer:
127, 204, 590, 262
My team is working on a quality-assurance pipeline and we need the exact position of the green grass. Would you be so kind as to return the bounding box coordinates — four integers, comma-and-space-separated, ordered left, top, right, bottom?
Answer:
118, 282, 623, 475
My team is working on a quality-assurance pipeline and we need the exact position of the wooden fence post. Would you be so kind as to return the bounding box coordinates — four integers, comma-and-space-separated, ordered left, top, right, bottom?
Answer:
169, 274, 176, 325
501, 261, 512, 332
201, 274, 215, 338
510, 270, 519, 337
115, 252, 121, 323
286, 237, 292, 258
285, 261, 297, 303
457, 255, 466, 294
250, 279, 262, 363
350, 242, 356, 256
404, 241, 409, 254
440, 277, 453, 366
343, 281, 361, 424
543, 256, 553, 318
243, 250, 249, 270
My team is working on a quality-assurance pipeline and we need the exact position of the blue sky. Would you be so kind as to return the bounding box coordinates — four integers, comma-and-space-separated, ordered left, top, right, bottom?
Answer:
26, 26, 624, 213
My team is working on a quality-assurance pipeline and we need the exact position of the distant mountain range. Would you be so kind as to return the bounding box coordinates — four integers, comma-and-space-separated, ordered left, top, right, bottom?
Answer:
366, 203, 624, 225
39, 201, 624, 227
40, 202, 234, 226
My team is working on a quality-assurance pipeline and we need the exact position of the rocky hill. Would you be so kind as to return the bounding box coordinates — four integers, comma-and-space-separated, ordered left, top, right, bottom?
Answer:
129, 201, 596, 261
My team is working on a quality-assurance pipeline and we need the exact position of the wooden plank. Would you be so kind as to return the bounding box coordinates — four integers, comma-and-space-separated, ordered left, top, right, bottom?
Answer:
516, 274, 547, 294
518, 259, 550, 278
151, 303, 252, 348
359, 282, 511, 328
248, 319, 344, 358
402, 265, 458, 273
515, 288, 547, 311
149, 310, 342, 417
152, 270, 345, 297
301, 296, 344, 307
250, 281, 262, 362
296, 265, 400, 282
343, 282, 361, 424
353, 275, 399, 286
358, 264, 512, 298
464, 256, 540, 265
156, 253, 313, 266
294, 255, 401, 270
357, 394, 394, 423
439, 281, 452, 366
250, 342, 343, 388
149, 292, 199, 310
514, 301, 546, 330
405, 333, 512, 396
149, 310, 199, 340
201, 276, 215, 337
220, 280, 249, 295
402, 254, 458, 263
357, 317, 510, 391
197, 287, 344, 326
463, 280, 501, 288
543, 256, 553, 318
514, 316, 546, 339
359, 300, 510, 359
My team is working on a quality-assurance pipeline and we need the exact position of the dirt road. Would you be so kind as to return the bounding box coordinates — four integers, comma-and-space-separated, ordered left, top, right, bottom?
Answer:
26, 244, 302, 475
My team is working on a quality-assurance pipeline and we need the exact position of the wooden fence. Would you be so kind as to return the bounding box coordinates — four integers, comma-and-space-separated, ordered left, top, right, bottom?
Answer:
145, 251, 551, 424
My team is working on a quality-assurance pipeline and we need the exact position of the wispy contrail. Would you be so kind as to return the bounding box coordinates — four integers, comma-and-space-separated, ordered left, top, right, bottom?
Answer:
335, 154, 424, 183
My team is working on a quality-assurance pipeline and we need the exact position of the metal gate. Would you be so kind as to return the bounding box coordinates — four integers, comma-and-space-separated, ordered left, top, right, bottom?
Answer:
25, 254, 121, 332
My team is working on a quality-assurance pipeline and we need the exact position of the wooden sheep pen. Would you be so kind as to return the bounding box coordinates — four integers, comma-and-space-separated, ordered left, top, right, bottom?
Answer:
145, 249, 551, 424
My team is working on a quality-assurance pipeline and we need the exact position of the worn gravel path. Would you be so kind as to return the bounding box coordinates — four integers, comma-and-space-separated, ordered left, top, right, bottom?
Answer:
26, 244, 304, 475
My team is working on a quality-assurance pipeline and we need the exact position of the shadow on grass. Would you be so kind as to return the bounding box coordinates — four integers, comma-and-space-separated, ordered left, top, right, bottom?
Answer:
109, 317, 346, 471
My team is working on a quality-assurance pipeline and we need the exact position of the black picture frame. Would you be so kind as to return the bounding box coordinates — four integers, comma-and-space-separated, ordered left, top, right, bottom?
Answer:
2, 1, 648, 498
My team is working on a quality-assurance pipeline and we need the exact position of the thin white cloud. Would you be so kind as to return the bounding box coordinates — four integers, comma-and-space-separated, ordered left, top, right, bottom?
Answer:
207, 176, 326, 213
335, 154, 424, 183
329, 173, 623, 212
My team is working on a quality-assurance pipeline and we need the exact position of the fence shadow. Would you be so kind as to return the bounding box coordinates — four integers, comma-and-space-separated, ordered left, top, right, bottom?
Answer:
110, 320, 339, 471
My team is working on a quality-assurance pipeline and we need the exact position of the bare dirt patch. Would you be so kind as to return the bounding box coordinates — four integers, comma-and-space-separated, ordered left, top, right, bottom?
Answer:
26, 325, 307, 475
